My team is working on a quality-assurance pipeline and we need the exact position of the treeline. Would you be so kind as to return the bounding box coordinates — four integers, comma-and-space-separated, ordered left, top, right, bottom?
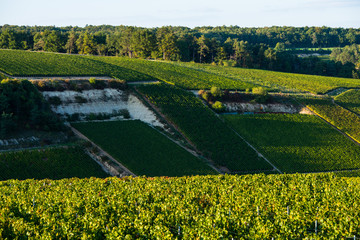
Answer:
0, 80, 63, 137
0, 25, 359, 78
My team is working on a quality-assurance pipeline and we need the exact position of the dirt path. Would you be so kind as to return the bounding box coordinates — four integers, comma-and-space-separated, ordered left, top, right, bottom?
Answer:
69, 125, 136, 177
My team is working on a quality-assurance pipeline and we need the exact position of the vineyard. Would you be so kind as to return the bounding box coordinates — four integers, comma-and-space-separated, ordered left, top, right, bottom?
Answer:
72, 120, 216, 176
170, 61, 360, 94
1, 173, 360, 239
137, 84, 272, 172
1, 50, 360, 93
300, 97, 360, 143
0, 50, 152, 81
224, 114, 360, 173
335, 89, 360, 115
93, 56, 257, 90
0, 146, 108, 180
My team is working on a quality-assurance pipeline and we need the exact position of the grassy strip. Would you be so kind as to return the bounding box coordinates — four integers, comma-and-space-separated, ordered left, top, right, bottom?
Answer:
72, 120, 216, 177
224, 114, 360, 173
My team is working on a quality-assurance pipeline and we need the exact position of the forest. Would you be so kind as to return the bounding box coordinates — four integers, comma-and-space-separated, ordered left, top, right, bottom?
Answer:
0, 25, 360, 78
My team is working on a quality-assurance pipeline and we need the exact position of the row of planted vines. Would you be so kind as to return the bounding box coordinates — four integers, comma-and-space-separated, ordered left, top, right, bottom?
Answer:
0, 173, 360, 239
0, 146, 108, 180
0, 50, 152, 81
171, 61, 360, 94
300, 96, 360, 143
224, 114, 360, 173
335, 89, 360, 115
137, 83, 272, 172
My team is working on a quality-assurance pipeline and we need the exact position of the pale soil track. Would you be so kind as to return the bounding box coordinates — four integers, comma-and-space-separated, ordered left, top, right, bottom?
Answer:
69, 125, 136, 177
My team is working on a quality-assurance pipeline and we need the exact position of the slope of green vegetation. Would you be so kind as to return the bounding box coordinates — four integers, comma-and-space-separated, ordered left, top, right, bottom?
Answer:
170, 61, 360, 94
2, 50, 359, 93
301, 97, 360, 143
0, 50, 152, 81
335, 89, 360, 114
137, 84, 272, 172
225, 114, 360, 173
72, 120, 215, 177
94, 56, 257, 90
1, 173, 360, 239
0, 146, 108, 180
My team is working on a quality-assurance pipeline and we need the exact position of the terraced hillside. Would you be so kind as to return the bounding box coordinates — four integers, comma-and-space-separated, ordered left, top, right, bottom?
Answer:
1, 173, 360, 239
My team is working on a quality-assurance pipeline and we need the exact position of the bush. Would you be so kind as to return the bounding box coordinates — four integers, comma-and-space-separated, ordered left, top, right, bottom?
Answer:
252, 87, 269, 103
48, 96, 62, 106
74, 96, 87, 104
201, 92, 212, 101
108, 79, 127, 90
210, 86, 223, 98
212, 101, 225, 112
89, 78, 106, 89
252, 87, 268, 95
119, 109, 131, 119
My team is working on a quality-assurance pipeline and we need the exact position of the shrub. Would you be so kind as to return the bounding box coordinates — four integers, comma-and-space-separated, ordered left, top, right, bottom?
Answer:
210, 86, 223, 98
212, 101, 225, 112
48, 96, 62, 106
74, 96, 87, 104
252, 87, 269, 103
201, 92, 211, 101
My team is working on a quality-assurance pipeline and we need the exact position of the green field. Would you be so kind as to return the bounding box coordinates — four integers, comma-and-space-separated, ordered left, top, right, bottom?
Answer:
2, 49, 360, 93
0, 146, 108, 180
335, 89, 360, 114
0, 50, 256, 90
170, 61, 360, 94
224, 114, 360, 173
0, 49, 152, 81
94, 56, 257, 90
137, 84, 272, 172
72, 120, 216, 176
1, 173, 360, 239
301, 97, 360, 143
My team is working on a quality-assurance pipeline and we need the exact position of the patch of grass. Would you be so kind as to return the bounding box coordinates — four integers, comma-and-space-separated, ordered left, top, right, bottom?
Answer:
72, 120, 216, 177
224, 114, 360, 173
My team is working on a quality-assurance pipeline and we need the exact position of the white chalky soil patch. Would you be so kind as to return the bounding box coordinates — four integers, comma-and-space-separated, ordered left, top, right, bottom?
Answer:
224, 102, 311, 114
42, 89, 164, 128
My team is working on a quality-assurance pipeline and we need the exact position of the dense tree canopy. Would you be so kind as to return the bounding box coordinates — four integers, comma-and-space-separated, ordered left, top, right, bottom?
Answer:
0, 79, 63, 137
0, 25, 359, 78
